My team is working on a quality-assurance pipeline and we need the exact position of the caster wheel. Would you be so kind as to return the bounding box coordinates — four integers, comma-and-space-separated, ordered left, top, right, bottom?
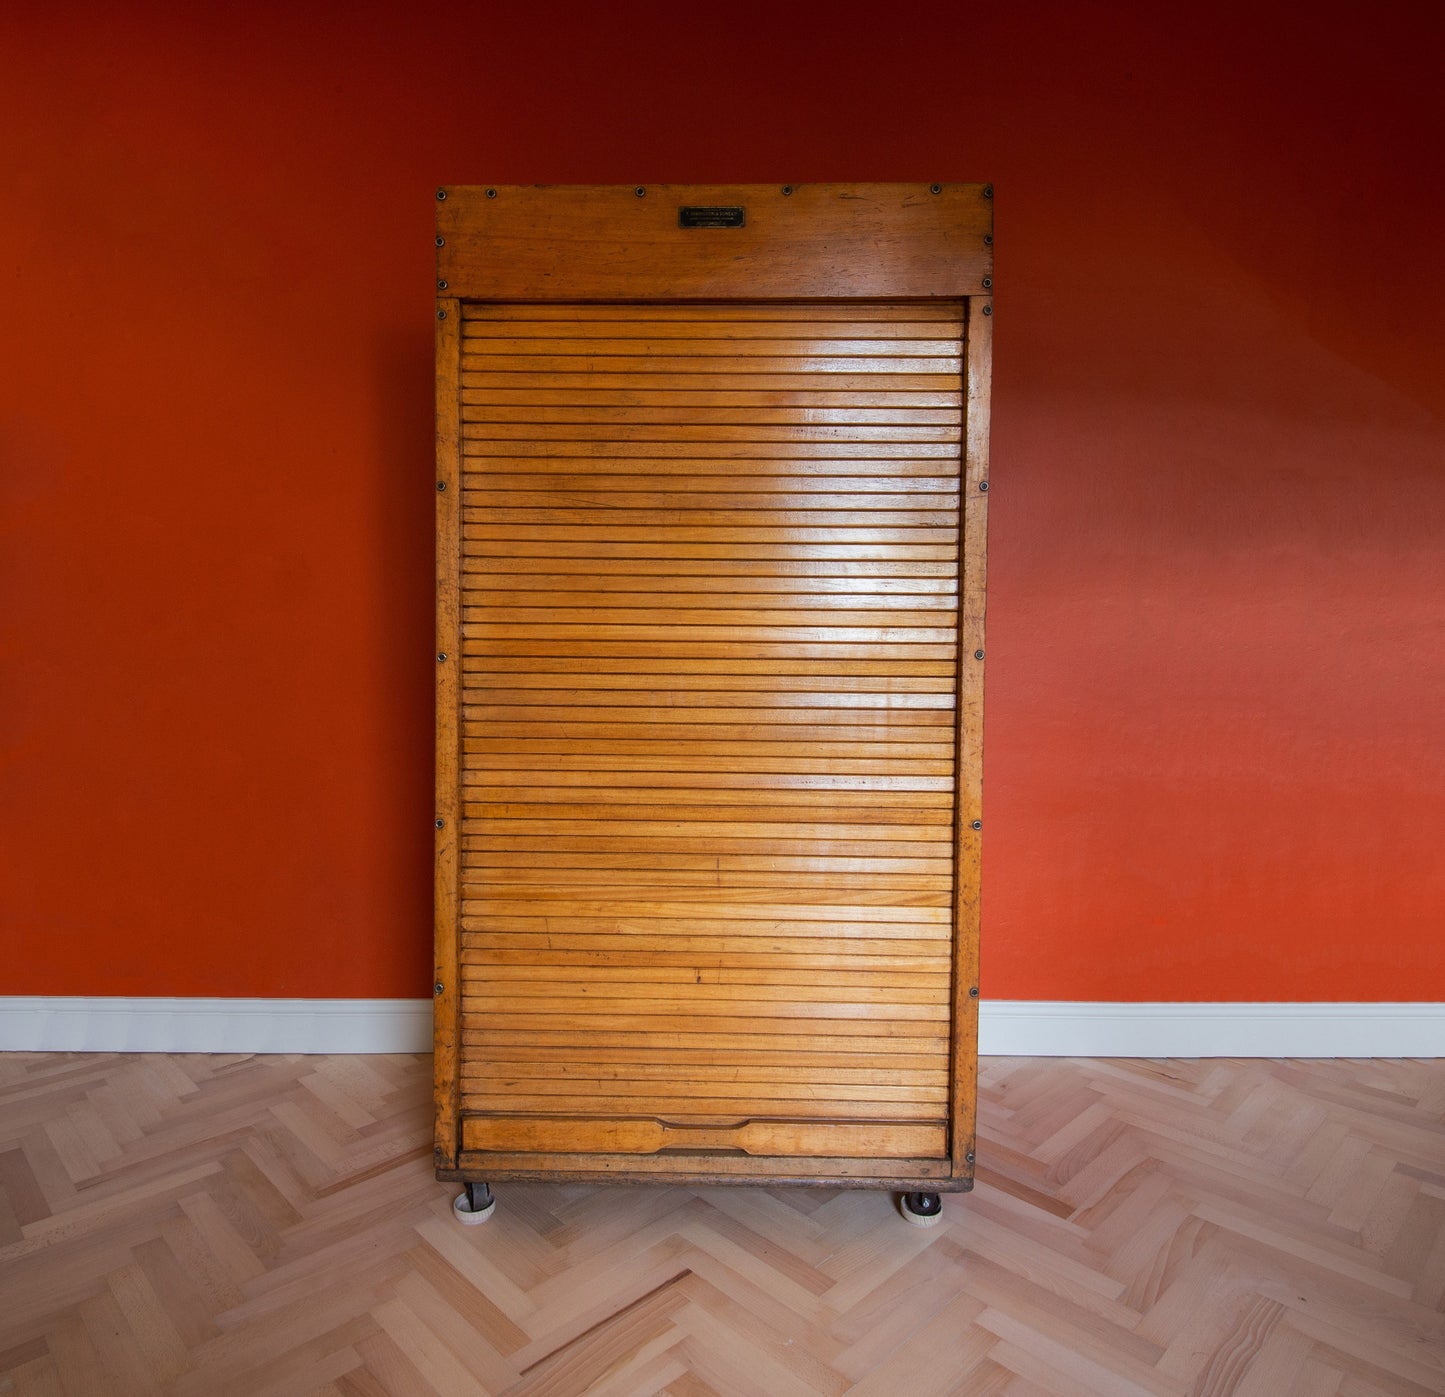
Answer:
453, 1182, 496, 1225
899, 1191, 943, 1228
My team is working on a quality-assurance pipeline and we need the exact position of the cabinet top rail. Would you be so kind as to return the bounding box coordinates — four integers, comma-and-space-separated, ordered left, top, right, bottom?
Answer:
436, 183, 994, 301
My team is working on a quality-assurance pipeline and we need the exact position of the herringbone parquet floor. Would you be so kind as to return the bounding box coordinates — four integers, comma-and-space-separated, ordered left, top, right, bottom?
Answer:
1, 1052, 1442, 1395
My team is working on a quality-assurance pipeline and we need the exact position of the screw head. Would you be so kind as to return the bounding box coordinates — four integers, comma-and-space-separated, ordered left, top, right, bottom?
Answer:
965, 1151, 976, 1164
970, 819, 982, 830
781, 184, 794, 195
435, 817, 445, 829
983, 233, 993, 246
437, 480, 446, 492
437, 279, 448, 290
436, 188, 447, 201
434, 981, 444, 996
982, 277, 993, 289
974, 649, 984, 660
982, 305, 993, 316
435, 234, 445, 248
969, 986, 980, 998
485, 187, 497, 198
437, 652, 447, 663
979, 480, 989, 492
437, 309, 447, 320
634, 186, 646, 196
982, 184, 994, 199
930, 182, 942, 194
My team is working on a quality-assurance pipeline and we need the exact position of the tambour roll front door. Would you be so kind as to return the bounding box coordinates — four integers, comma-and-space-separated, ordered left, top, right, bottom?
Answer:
434, 185, 992, 1195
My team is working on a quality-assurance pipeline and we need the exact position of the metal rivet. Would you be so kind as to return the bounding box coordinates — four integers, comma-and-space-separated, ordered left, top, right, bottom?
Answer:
437, 652, 447, 663
485, 187, 497, 198
436, 480, 446, 492
781, 185, 793, 195
974, 649, 984, 660
965, 1151, 976, 1164
437, 279, 448, 290
930, 183, 942, 194
435, 818, 445, 829
979, 481, 989, 492
634, 186, 646, 197
437, 309, 447, 320
434, 981, 444, 996
435, 235, 445, 248
436, 188, 447, 201
969, 986, 980, 998
970, 819, 982, 830
982, 184, 993, 199
982, 305, 992, 316
982, 277, 993, 289
983, 233, 993, 246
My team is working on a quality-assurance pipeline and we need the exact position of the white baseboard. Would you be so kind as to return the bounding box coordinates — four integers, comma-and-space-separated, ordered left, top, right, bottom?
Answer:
0, 998, 1441, 1057
978, 1001, 1445, 1058
0, 997, 432, 1054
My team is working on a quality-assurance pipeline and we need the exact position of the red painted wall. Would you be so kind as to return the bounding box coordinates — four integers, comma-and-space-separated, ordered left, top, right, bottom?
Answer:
3, 1, 1442, 1000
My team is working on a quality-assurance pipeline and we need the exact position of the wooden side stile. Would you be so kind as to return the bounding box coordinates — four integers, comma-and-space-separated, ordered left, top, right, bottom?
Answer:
433, 294, 463, 1168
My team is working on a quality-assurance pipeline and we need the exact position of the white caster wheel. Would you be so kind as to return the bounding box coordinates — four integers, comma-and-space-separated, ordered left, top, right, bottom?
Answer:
453, 1182, 496, 1225
899, 1191, 944, 1227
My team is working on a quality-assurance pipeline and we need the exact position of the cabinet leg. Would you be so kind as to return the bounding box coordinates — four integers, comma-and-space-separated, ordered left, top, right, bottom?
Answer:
453, 1181, 496, 1225
898, 1191, 943, 1227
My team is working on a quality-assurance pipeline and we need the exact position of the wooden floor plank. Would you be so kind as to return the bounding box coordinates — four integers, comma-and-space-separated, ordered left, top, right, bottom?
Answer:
1, 1052, 1442, 1395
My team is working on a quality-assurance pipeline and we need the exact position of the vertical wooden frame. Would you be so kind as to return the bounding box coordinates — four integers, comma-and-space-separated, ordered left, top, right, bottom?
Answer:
951, 296, 992, 1177
433, 295, 462, 1168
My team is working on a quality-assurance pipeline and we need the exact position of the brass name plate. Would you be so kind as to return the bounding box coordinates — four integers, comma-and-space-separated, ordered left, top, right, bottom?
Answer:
678, 205, 746, 228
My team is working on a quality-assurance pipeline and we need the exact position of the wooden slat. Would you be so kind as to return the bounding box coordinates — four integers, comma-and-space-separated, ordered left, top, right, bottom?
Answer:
460, 439, 959, 458
461, 1030, 948, 1056
462, 947, 952, 970
460, 372, 963, 395
463, 557, 960, 575
464, 545, 957, 564
454, 655, 959, 671
463, 697, 958, 716
465, 817, 953, 838
460, 316, 962, 337
463, 495, 961, 513
459, 1115, 948, 1159
462, 917, 949, 940
455, 335, 963, 358
463, 302, 968, 320
463, 1095, 946, 1119
464, 787, 954, 806
459, 1043, 949, 1068
460, 406, 963, 426
467, 870, 954, 892
463, 975, 950, 1000
461, 756, 956, 775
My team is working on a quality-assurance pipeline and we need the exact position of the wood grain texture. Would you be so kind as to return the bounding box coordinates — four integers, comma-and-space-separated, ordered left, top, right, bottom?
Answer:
951, 296, 992, 1170
436, 184, 993, 301
460, 1117, 947, 1159
433, 297, 462, 1170
449, 302, 967, 1172
4, 1052, 1443, 1395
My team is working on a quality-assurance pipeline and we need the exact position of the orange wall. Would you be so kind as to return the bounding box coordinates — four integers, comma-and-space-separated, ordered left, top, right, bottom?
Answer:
3, 2, 1442, 1000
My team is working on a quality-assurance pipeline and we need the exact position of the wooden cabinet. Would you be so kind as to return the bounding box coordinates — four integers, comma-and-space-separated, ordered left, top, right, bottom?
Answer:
433, 185, 992, 1219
